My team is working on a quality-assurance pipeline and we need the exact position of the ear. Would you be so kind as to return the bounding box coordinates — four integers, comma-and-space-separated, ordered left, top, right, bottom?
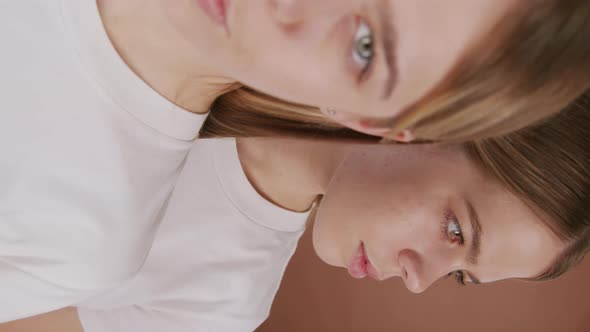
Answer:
341, 119, 393, 137
334, 118, 415, 142
390, 129, 415, 143
320, 108, 416, 141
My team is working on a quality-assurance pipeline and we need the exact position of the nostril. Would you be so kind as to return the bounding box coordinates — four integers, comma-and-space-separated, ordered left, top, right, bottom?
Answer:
397, 249, 427, 293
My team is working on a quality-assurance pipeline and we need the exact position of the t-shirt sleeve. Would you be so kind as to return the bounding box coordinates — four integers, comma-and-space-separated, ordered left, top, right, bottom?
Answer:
77, 305, 268, 332
77, 307, 198, 332
0, 209, 149, 323
0, 260, 99, 322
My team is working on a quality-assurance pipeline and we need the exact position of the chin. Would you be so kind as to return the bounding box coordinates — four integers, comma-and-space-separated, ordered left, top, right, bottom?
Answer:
311, 229, 345, 268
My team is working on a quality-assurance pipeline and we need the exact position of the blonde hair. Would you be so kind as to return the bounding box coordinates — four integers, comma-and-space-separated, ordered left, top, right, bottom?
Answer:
203, 0, 590, 142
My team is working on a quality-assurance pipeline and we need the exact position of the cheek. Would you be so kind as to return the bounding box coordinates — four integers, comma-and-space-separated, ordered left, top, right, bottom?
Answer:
311, 170, 398, 267
226, 3, 354, 108
238, 55, 336, 108
232, 46, 349, 110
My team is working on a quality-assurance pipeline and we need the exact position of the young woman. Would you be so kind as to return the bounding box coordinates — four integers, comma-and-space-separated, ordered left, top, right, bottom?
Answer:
1, 0, 589, 326
96, 0, 590, 141
4, 92, 589, 332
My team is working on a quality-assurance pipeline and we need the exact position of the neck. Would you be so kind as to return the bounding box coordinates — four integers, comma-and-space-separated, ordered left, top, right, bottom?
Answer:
236, 138, 353, 213
97, 0, 236, 113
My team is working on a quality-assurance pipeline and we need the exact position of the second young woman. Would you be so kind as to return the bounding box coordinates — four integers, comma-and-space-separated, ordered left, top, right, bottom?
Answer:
4, 91, 589, 331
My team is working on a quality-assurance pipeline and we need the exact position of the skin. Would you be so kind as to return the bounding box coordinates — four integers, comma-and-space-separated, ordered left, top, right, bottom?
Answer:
0, 138, 564, 330
97, 0, 519, 136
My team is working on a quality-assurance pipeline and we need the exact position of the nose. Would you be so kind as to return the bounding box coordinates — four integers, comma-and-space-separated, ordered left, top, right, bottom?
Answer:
397, 249, 437, 294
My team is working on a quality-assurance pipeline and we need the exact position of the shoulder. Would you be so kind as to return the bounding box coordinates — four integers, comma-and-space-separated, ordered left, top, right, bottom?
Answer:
0, 224, 147, 322
0, 230, 146, 291
0, 208, 152, 291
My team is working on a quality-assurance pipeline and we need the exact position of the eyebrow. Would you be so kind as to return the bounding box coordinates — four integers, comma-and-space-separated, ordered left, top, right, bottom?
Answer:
466, 199, 483, 266
378, 0, 398, 99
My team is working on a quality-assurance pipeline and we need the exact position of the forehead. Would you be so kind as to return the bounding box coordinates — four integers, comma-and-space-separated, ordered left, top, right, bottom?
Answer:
467, 176, 565, 282
368, 0, 518, 116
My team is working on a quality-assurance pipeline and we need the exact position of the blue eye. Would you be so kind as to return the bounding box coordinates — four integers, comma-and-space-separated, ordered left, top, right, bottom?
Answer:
352, 19, 374, 75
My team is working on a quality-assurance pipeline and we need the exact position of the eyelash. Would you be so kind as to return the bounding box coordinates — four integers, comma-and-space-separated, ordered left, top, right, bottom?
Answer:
442, 210, 467, 286
447, 271, 466, 286
351, 17, 376, 82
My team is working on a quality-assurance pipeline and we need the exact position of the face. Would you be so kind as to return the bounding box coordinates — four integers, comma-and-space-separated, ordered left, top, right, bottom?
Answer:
164, 0, 518, 135
312, 144, 564, 293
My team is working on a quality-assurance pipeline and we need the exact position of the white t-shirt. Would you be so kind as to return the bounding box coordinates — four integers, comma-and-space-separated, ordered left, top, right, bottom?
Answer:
0, 0, 207, 322
77, 138, 309, 332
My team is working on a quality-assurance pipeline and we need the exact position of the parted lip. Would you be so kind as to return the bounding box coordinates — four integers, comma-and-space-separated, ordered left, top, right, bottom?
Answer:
347, 242, 367, 279
348, 241, 382, 280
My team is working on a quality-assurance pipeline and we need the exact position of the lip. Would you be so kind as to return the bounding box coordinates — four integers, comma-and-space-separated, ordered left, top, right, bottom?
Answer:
196, 0, 231, 33
348, 242, 381, 280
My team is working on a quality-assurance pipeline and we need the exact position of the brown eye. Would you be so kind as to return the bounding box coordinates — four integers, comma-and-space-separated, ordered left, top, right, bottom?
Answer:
446, 213, 464, 245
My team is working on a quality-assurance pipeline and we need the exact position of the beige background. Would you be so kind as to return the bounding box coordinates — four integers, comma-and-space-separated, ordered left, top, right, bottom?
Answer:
257, 227, 590, 332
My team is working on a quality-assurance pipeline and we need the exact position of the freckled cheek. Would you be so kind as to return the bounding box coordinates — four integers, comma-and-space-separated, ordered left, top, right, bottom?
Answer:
379, 201, 446, 244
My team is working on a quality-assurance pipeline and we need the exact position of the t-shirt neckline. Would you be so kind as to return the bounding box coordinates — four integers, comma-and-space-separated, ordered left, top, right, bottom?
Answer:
60, 0, 206, 141
212, 138, 310, 233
